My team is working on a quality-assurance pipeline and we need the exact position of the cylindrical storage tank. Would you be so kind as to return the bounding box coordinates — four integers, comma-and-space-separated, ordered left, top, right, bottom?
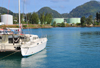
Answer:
67, 18, 81, 24
1, 14, 13, 25
52, 18, 64, 24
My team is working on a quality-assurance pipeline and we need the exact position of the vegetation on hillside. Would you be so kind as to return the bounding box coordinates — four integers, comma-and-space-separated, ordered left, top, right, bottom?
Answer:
0, 1, 100, 19
36, 1, 100, 18
69, 1, 100, 18
37, 7, 62, 18
0, 7, 13, 15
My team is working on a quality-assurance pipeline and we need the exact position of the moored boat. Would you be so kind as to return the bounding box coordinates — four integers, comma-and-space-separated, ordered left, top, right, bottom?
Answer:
0, 0, 48, 57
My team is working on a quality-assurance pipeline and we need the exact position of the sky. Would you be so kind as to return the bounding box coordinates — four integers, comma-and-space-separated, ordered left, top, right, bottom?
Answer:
0, 0, 100, 14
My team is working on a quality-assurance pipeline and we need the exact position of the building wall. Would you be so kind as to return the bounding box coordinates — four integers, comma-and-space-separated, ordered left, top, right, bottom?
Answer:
1, 14, 13, 25
52, 18, 64, 25
67, 18, 81, 24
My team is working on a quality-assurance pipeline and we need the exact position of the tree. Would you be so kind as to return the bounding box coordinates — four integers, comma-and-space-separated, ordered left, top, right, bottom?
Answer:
52, 21, 56, 27
81, 16, 86, 26
44, 13, 52, 24
31, 12, 39, 24
96, 12, 100, 22
86, 15, 93, 26
26, 13, 32, 23
47, 13, 52, 24
40, 12, 45, 24
0, 15, 1, 22
96, 12, 98, 21
21, 14, 24, 22
44, 13, 48, 24
60, 22, 66, 27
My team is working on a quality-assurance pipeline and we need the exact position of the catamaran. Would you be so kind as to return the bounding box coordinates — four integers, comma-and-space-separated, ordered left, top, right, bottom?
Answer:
0, 0, 47, 56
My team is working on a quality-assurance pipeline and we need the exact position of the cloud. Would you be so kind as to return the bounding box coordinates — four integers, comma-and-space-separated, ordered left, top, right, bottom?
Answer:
59, 5, 66, 9
50, 5, 67, 11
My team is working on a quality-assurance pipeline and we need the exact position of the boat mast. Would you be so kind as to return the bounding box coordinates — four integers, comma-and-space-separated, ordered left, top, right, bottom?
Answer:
19, 0, 21, 34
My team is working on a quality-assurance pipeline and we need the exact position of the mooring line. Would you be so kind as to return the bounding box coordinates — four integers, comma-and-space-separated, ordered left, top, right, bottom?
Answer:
0, 51, 18, 60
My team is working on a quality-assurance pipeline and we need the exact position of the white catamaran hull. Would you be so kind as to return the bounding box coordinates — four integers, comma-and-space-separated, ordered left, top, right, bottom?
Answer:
21, 39, 47, 56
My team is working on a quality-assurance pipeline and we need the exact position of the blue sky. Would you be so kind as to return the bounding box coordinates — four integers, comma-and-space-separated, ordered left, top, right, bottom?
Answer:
0, 0, 99, 14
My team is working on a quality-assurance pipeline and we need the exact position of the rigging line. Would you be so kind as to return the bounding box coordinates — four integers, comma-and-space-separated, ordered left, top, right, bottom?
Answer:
13, 0, 17, 21
7, 0, 10, 14
26, 6, 30, 34
2, 0, 3, 7
24, 1, 30, 34
6, 0, 10, 26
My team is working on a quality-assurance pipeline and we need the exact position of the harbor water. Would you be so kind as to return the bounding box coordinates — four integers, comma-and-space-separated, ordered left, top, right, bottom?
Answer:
0, 27, 100, 68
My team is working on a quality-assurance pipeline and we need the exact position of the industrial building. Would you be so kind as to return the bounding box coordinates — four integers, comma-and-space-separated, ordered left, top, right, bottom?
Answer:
67, 18, 81, 24
1, 14, 13, 25
51, 18, 81, 25
52, 18, 64, 25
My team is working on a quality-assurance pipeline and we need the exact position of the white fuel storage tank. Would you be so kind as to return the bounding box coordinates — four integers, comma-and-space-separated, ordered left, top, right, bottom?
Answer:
1, 14, 13, 25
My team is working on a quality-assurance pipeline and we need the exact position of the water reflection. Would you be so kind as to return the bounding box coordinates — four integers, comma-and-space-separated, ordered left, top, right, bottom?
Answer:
21, 49, 47, 68
0, 49, 47, 68
80, 31, 100, 48
78, 31, 100, 57
81, 31, 100, 36
0, 52, 22, 68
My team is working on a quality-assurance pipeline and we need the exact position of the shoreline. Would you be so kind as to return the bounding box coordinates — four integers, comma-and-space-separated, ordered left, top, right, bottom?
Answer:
0, 24, 100, 29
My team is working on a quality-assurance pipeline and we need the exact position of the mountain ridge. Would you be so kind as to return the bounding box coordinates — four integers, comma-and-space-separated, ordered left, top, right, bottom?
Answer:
37, 1, 100, 18
37, 7, 62, 18
69, 1, 100, 18
0, 1, 100, 18
0, 7, 13, 15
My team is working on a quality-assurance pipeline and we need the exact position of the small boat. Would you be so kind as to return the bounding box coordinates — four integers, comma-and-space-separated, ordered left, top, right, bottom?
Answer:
0, 0, 48, 57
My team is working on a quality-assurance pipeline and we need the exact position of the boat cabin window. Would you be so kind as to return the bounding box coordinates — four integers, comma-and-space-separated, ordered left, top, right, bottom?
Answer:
20, 36, 27, 39
20, 36, 24, 39
33, 37, 38, 40
0, 31, 3, 34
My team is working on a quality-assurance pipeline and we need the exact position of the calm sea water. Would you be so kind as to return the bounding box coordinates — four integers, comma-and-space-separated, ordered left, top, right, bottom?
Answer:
0, 27, 100, 68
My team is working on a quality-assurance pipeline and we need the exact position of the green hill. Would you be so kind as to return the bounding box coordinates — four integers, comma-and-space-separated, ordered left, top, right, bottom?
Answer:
0, 1, 100, 18
0, 7, 13, 15
37, 1, 100, 18
61, 13, 69, 18
37, 7, 62, 18
68, 1, 100, 18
